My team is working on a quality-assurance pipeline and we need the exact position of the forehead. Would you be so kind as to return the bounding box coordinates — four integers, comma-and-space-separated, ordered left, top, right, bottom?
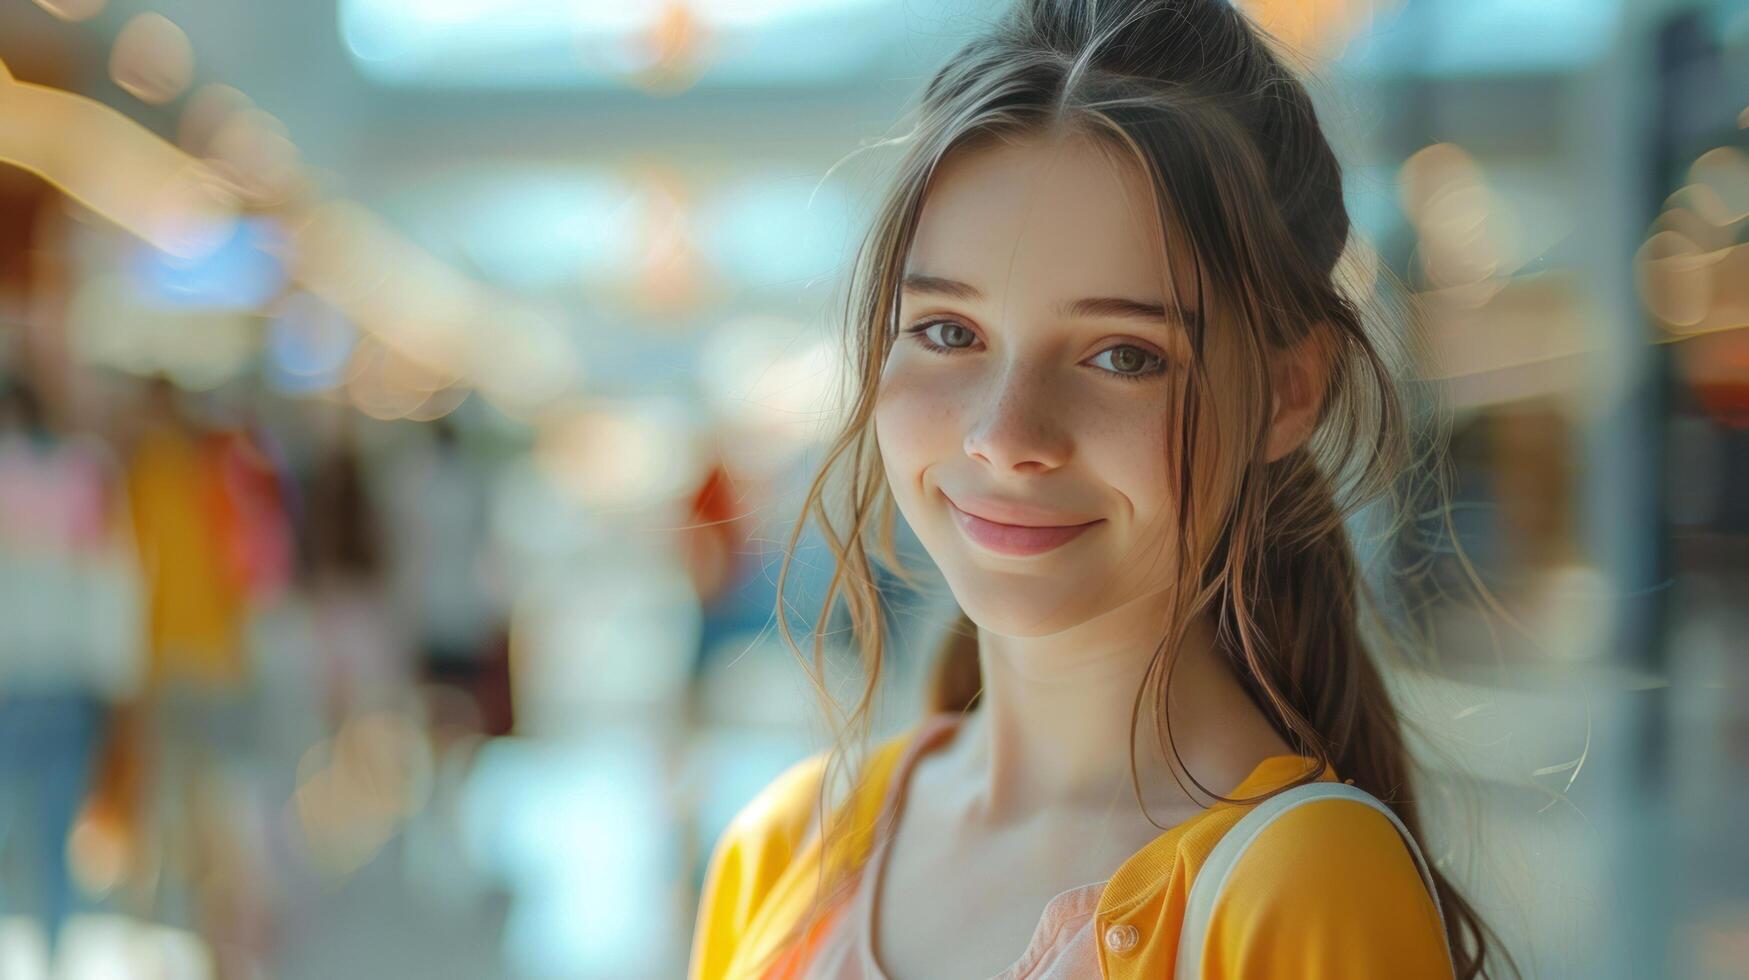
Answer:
905, 132, 1193, 306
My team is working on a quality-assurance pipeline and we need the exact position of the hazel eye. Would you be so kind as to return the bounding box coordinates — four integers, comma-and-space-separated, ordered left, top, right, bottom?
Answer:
905, 319, 980, 353
1088, 344, 1165, 379
924, 321, 976, 349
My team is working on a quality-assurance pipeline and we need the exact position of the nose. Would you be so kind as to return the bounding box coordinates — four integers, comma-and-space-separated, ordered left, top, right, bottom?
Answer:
962, 363, 1073, 474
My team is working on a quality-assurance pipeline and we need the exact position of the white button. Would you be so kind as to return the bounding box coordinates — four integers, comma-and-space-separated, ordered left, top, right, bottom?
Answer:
1103, 923, 1139, 954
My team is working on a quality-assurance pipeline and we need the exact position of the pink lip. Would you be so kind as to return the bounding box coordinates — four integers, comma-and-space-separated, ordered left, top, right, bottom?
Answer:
943, 492, 1103, 557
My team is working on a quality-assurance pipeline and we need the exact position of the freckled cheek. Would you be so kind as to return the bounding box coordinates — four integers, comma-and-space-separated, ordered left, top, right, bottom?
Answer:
1083, 407, 1176, 532
873, 368, 967, 482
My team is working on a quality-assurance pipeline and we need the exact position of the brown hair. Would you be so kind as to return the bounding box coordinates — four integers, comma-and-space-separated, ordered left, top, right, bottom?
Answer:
762, 1, 1519, 976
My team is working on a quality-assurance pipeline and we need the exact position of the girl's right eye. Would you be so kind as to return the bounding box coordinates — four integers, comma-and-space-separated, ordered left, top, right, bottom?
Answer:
905, 319, 979, 353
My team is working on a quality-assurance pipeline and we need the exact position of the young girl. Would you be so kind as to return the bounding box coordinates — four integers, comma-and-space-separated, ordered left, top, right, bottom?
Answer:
690, 1, 1515, 977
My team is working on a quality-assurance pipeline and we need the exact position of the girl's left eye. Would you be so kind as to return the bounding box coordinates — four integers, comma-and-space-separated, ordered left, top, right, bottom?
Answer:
902, 322, 1175, 383
1084, 344, 1168, 383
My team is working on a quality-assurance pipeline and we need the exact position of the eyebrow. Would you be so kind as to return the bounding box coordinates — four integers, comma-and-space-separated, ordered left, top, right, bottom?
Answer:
900, 273, 1201, 329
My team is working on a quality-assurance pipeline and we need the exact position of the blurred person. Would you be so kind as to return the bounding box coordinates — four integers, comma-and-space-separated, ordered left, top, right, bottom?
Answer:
209, 398, 297, 612
121, 376, 274, 972
126, 377, 250, 691
306, 418, 412, 728
384, 417, 511, 740
1414, 397, 1612, 674
0, 372, 141, 958
382, 419, 514, 915
1486, 401, 1608, 661
689, 3, 1518, 979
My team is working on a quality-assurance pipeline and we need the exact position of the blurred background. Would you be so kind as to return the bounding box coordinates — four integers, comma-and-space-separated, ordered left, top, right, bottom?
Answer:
0, 0, 1743, 977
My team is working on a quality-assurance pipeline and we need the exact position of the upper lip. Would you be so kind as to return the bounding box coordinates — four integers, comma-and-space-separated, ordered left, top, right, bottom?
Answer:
943, 491, 1101, 528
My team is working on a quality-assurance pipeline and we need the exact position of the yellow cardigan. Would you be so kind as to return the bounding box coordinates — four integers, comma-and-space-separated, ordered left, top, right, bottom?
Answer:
688, 718, 1455, 979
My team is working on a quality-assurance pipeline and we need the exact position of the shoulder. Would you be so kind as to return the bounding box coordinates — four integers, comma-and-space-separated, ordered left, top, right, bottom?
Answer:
689, 724, 924, 980
720, 752, 836, 861
689, 750, 831, 980
1204, 794, 1454, 978
707, 716, 931, 867
707, 749, 834, 894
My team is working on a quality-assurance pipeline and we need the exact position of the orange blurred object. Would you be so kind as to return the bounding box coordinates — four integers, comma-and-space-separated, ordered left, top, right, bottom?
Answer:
682, 459, 751, 605
1679, 328, 1749, 429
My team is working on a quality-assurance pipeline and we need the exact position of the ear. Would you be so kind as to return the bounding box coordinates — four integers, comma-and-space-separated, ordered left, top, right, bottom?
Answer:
1260, 327, 1332, 464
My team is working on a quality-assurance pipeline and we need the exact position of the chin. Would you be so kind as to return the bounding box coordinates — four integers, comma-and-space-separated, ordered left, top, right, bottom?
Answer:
936, 561, 1105, 637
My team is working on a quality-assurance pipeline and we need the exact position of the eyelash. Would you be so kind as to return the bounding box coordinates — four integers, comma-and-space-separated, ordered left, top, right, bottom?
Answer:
902, 319, 1169, 383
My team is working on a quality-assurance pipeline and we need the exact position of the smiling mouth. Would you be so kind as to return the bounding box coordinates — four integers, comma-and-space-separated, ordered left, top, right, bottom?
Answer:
943, 494, 1103, 557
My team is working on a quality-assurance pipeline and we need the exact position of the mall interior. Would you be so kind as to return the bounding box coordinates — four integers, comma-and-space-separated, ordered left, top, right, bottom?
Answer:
0, 0, 1745, 977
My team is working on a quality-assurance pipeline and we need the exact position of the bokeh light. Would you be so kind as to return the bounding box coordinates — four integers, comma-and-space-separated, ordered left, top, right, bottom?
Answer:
533, 399, 697, 510
1687, 147, 1749, 226
30, 0, 106, 24
109, 13, 195, 105
177, 84, 254, 156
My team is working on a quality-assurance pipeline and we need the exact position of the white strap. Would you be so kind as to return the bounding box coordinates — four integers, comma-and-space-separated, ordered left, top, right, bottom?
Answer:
1172, 781, 1454, 979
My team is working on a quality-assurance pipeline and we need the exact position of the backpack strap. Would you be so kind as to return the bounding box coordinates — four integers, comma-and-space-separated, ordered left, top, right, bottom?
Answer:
1173, 781, 1454, 979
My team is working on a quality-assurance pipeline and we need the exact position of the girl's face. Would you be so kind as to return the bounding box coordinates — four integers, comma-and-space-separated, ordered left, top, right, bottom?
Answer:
875, 133, 1229, 637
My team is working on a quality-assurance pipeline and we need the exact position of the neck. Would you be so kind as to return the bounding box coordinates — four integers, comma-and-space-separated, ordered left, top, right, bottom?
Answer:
944, 600, 1292, 826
